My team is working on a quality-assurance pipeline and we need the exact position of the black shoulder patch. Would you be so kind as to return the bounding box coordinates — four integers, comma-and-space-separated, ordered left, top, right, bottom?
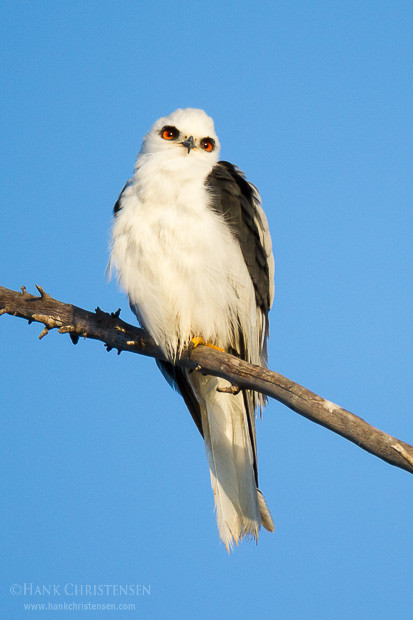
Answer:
205, 161, 271, 313
113, 180, 132, 216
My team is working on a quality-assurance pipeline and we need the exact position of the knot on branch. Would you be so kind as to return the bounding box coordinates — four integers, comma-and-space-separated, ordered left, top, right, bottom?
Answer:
217, 385, 241, 395
95, 307, 121, 321
35, 284, 53, 301
32, 314, 64, 339
104, 343, 123, 355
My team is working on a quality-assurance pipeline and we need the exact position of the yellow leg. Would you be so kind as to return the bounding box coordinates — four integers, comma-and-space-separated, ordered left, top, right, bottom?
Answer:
189, 336, 224, 352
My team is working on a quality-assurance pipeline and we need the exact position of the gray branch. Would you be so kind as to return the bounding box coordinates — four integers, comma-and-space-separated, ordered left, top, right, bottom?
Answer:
1, 284, 412, 474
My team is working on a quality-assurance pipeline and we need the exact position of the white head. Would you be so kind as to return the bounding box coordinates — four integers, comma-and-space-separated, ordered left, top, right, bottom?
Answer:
138, 108, 221, 168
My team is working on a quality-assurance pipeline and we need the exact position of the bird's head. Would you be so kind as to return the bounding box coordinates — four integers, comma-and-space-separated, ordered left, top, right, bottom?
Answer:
139, 108, 221, 168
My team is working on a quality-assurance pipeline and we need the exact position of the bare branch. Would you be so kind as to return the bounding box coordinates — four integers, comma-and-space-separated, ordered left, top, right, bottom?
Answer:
1, 283, 412, 475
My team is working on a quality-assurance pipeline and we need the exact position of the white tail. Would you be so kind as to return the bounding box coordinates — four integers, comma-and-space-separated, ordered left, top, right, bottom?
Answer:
190, 373, 273, 551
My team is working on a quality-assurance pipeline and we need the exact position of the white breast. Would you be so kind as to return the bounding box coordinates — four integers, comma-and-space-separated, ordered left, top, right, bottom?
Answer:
109, 157, 257, 360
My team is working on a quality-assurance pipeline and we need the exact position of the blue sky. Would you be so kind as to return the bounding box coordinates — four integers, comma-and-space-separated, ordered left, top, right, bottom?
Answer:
1, 2, 412, 618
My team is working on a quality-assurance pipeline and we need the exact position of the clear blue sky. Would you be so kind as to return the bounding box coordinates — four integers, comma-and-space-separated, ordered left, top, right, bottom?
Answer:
1, 2, 412, 618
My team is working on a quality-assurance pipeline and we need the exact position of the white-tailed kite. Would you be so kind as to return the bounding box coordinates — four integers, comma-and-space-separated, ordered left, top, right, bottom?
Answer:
109, 108, 275, 550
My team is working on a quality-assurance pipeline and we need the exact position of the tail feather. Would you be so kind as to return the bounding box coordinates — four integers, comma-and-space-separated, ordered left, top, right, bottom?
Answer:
257, 489, 275, 532
189, 372, 272, 551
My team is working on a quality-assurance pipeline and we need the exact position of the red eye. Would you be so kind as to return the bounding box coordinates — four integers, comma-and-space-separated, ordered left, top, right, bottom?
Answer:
201, 137, 215, 152
160, 125, 179, 140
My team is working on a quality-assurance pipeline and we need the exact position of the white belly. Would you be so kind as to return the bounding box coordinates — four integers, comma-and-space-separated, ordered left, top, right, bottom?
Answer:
110, 180, 252, 359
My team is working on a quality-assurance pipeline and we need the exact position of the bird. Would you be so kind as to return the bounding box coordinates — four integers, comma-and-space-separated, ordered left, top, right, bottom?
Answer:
109, 108, 275, 551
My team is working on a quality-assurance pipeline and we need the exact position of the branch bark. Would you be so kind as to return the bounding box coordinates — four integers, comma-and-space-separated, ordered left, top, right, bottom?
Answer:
1, 284, 412, 474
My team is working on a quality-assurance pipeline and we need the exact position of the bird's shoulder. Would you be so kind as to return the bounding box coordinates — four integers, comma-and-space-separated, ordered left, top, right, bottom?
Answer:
113, 179, 133, 215
205, 161, 274, 311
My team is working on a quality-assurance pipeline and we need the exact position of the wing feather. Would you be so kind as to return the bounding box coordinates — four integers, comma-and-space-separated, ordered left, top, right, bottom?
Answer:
205, 161, 275, 489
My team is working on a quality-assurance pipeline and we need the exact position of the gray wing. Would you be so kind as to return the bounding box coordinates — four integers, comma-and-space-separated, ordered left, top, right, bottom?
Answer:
156, 361, 203, 436
205, 161, 275, 485
113, 179, 132, 215
206, 161, 274, 323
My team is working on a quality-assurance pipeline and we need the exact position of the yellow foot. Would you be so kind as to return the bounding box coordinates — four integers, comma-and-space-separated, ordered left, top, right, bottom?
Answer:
189, 336, 224, 353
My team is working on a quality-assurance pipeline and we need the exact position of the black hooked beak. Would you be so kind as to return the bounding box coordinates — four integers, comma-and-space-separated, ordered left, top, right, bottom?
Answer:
181, 135, 195, 153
